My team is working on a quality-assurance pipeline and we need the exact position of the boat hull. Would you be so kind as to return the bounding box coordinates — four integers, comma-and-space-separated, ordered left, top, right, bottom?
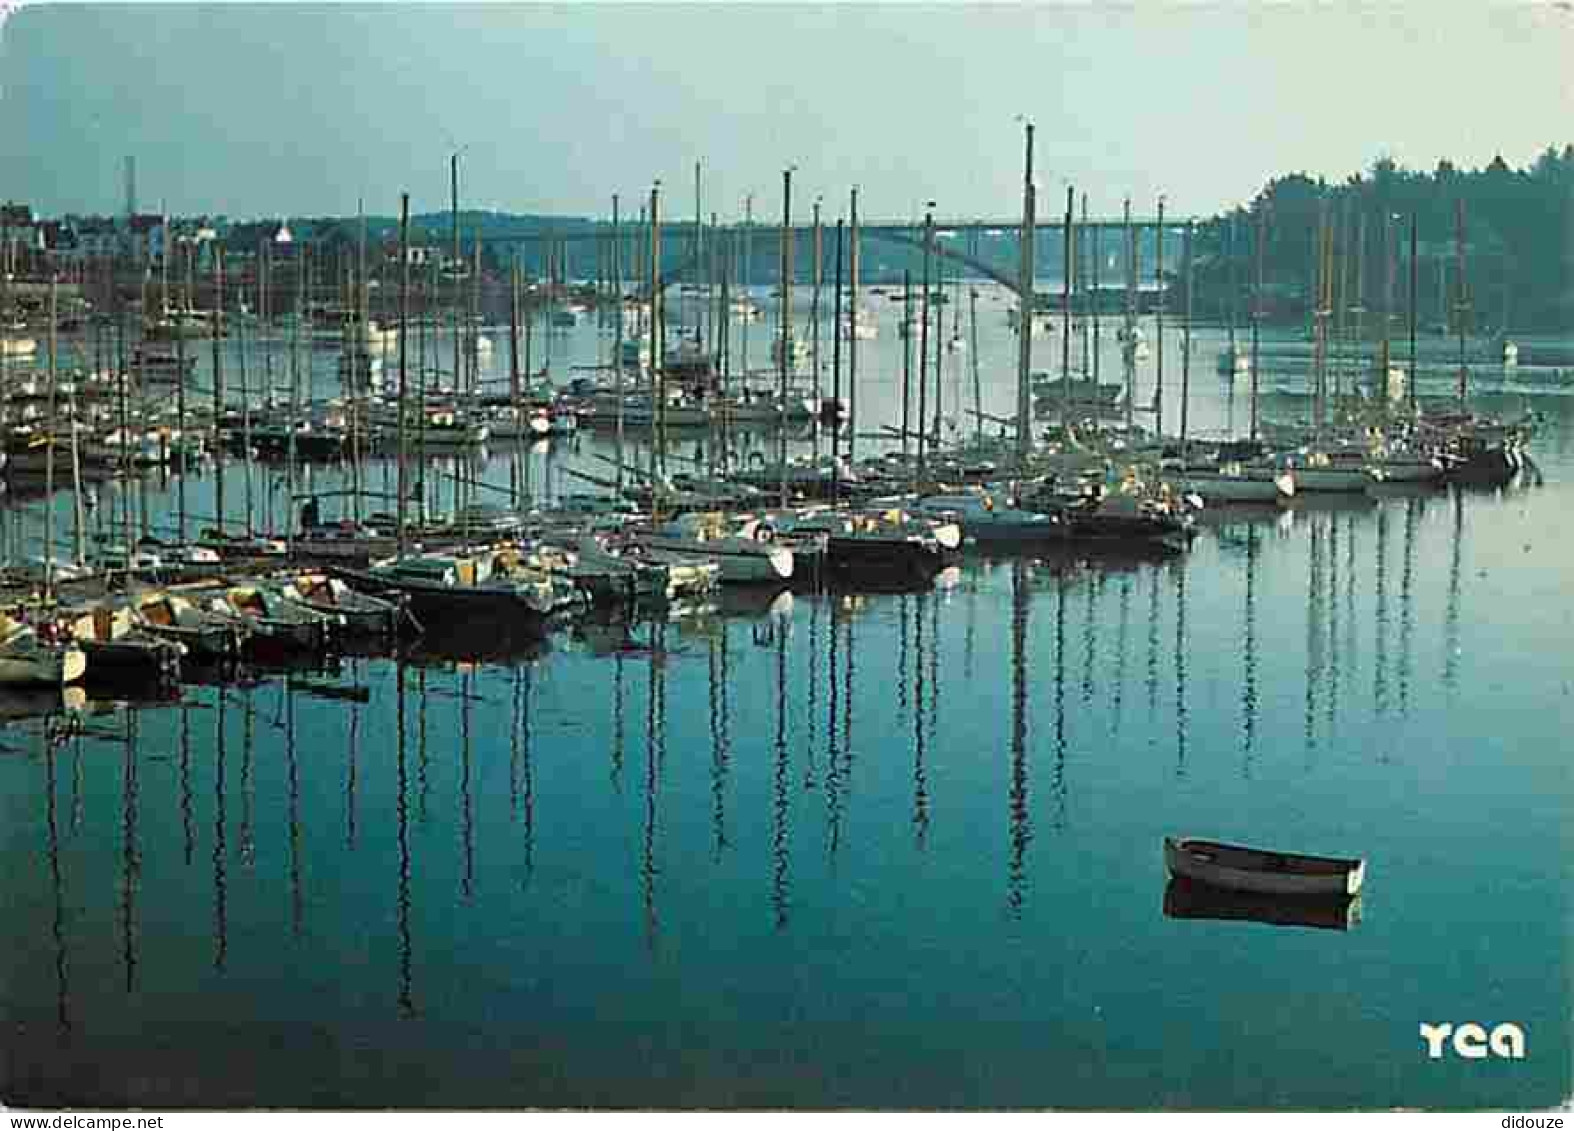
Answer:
824, 537, 945, 586
1164, 837, 1365, 897
633, 537, 793, 585
1178, 471, 1295, 503
78, 638, 181, 680
333, 568, 558, 633
0, 645, 85, 687
1372, 458, 1445, 484
1288, 466, 1374, 493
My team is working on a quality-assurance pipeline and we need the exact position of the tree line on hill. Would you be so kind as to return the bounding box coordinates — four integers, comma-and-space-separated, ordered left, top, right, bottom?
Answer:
1189, 147, 1574, 335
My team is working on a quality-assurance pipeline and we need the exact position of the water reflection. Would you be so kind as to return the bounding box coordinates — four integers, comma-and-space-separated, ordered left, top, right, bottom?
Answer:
460, 668, 475, 902
180, 702, 194, 867
1399, 497, 1420, 715
1114, 574, 1131, 733
824, 597, 843, 857
1374, 505, 1390, 728
1174, 562, 1189, 779
1051, 565, 1067, 832
345, 669, 360, 850
1305, 520, 1323, 762
1162, 878, 1361, 933
212, 691, 228, 973
708, 628, 730, 859
0, 466, 1562, 1107
515, 666, 535, 884
395, 662, 415, 1019
1007, 560, 1031, 916
119, 717, 140, 994
45, 738, 70, 1034
641, 625, 663, 953
1241, 524, 1259, 776
284, 684, 305, 938
911, 593, 930, 850
772, 619, 790, 929
1444, 489, 1464, 689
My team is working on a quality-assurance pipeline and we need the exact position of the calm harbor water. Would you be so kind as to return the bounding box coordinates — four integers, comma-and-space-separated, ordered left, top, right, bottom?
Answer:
0, 293, 1570, 1108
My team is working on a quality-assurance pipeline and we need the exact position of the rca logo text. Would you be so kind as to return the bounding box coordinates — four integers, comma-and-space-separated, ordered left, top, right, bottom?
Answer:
1419, 1022, 1525, 1060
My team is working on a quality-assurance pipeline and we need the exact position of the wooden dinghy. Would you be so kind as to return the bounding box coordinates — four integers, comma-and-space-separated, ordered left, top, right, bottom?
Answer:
1163, 837, 1365, 897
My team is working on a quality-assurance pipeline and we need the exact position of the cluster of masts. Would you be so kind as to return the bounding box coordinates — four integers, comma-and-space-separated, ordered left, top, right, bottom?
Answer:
0, 140, 1542, 694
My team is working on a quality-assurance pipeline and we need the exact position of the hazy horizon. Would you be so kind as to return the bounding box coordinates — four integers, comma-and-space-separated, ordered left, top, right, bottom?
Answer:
1, 3, 1570, 223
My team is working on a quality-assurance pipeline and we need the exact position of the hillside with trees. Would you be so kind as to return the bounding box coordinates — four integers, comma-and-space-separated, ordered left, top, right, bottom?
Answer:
1190, 147, 1574, 336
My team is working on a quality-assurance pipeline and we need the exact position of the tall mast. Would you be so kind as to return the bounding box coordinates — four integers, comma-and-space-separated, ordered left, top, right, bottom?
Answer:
777, 167, 793, 510
1014, 122, 1035, 466
417, 263, 430, 527
693, 161, 703, 348
918, 205, 932, 482
44, 277, 57, 600
1454, 199, 1469, 408
612, 193, 624, 501
69, 341, 85, 572
1312, 202, 1330, 441
160, 206, 170, 324
1333, 198, 1350, 406
898, 265, 909, 476
811, 198, 822, 466
1154, 198, 1166, 436
1226, 212, 1238, 355
741, 194, 753, 378
287, 243, 304, 553
212, 248, 225, 536
1060, 186, 1073, 438
508, 260, 521, 508
469, 231, 482, 518
1250, 208, 1265, 443
1416, 212, 1429, 415
1123, 197, 1135, 436
969, 284, 982, 448
451, 153, 462, 407
847, 186, 860, 465
1179, 220, 1193, 451
1382, 209, 1396, 403
1090, 195, 1100, 387
648, 183, 663, 500
175, 242, 189, 544
397, 193, 410, 557
1080, 193, 1091, 378
1353, 209, 1367, 406
118, 254, 135, 551
352, 200, 367, 523
830, 220, 845, 504
714, 220, 729, 477
925, 210, 938, 443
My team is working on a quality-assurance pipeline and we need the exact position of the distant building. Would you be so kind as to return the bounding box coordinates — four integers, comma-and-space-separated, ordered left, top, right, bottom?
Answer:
74, 217, 122, 260
127, 213, 166, 265
1, 203, 41, 271
221, 219, 296, 261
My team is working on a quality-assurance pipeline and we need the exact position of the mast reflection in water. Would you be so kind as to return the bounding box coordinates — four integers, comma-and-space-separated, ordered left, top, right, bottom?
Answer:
0, 463, 1565, 1110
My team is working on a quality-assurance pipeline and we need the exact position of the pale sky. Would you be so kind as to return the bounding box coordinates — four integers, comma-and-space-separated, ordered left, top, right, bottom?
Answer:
1, 2, 1570, 223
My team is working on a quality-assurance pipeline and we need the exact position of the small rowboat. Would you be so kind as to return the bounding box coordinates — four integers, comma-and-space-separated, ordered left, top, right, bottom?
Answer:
1164, 837, 1365, 897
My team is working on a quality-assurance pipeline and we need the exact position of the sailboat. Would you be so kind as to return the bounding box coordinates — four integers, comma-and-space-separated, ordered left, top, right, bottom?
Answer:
628, 512, 794, 585
347, 545, 586, 631
0, 612, 87, 687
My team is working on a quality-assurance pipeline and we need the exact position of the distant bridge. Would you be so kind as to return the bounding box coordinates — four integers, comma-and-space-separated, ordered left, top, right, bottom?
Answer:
482, 212, 1191, 297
